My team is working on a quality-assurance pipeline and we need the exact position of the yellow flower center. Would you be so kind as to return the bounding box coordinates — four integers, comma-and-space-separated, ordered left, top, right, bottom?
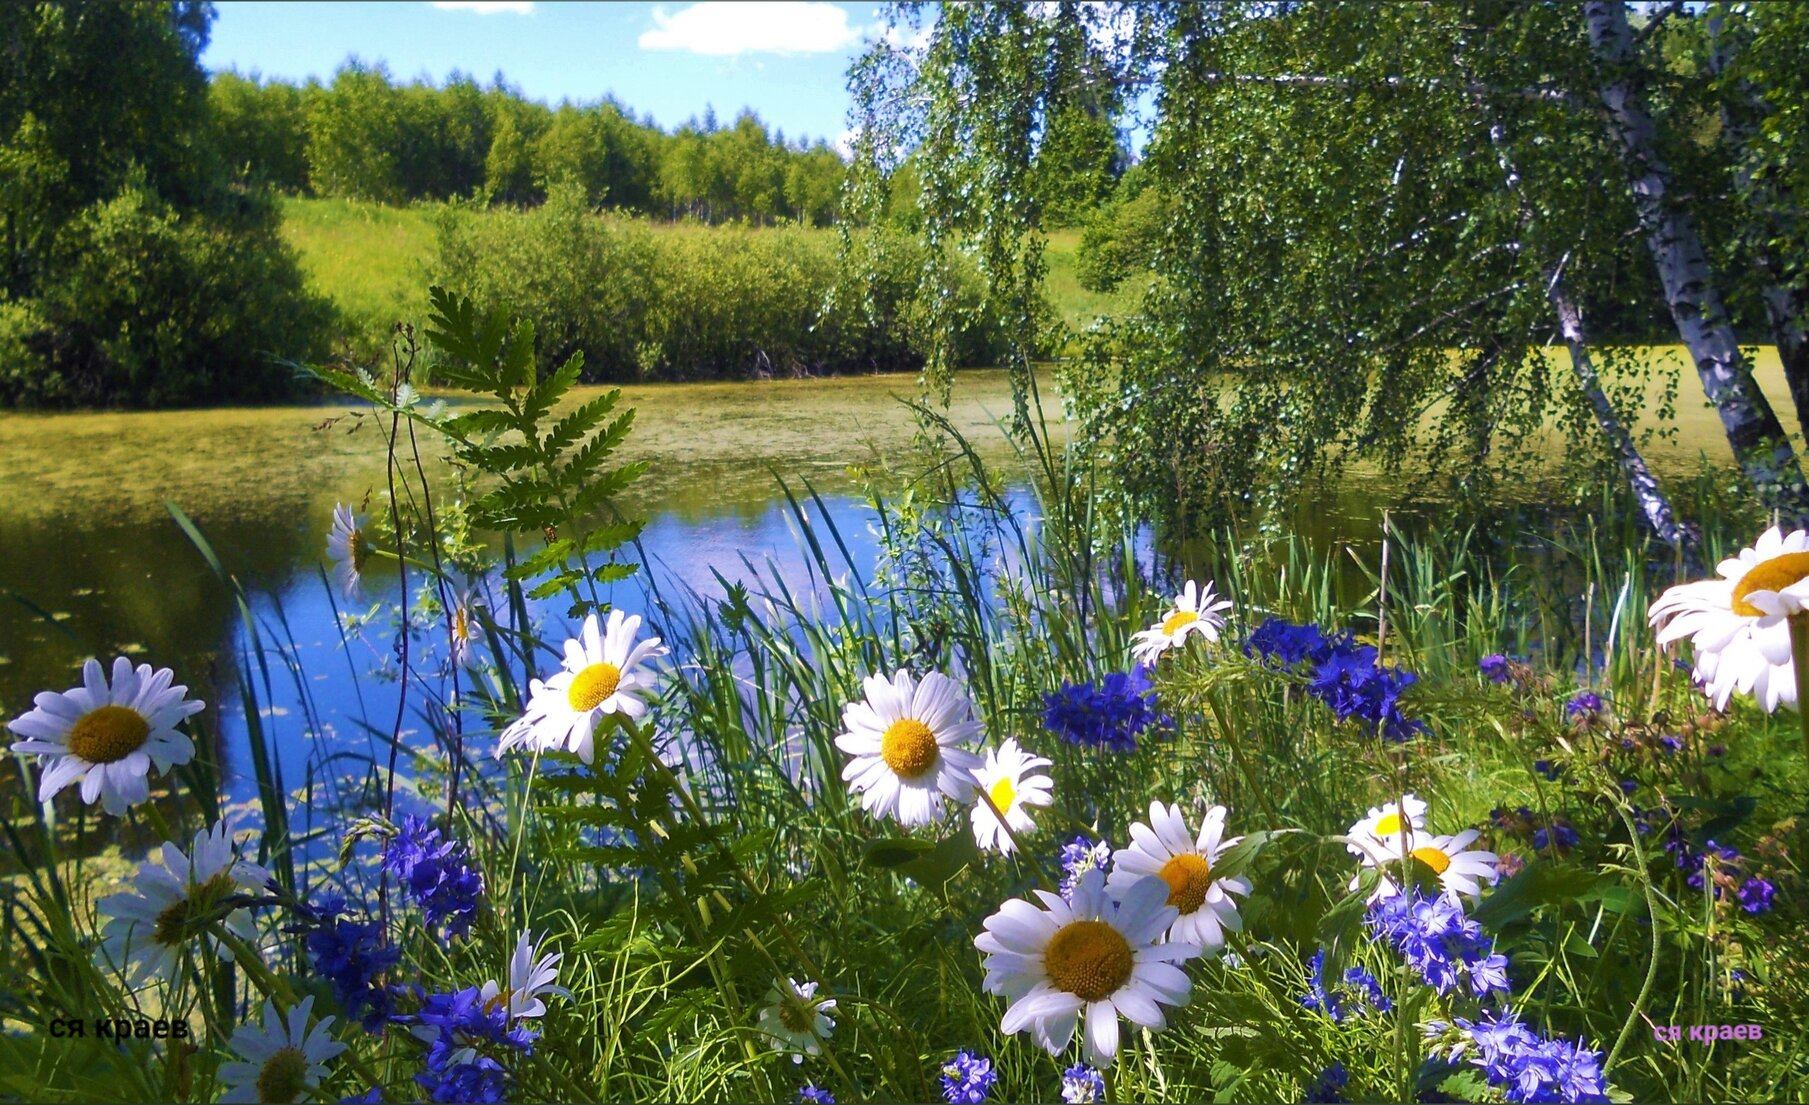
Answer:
1157, 852, 1213, 915
988, 775, 1017, 813
66, 705, 151, 765
452, 605, 472, 643
1411, 846, 1452, 876
346, 527, 370, 571
777, 995, 815, 1034
1044, 919, 1134, 1001
1374, 812, 1404, 837
880, 718, 940, 778
567, 662, 622, 712
1160, 609, 1198, 637
150, 873, 239, 948
255, 1046, 309, 1104
1731, 551, 1809, 616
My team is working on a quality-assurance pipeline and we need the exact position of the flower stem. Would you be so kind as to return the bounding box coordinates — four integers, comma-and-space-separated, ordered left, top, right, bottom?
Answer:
1791, 614, 1809, 768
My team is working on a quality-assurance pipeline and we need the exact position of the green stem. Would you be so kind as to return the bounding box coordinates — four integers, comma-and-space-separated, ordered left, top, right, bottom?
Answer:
1204, 691, 1287, 829
1791, 614, 1809, 769
1606, 802, 1661, 1074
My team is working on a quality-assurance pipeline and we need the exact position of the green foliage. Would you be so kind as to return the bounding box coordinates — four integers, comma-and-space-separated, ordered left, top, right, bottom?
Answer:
1074, 185, 1170, 294
430, 185, 1010, 381
0, 1, 329, 407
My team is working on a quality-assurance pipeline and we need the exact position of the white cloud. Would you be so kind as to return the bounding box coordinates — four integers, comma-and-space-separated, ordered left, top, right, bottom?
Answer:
430, 1, 534, 13
640, 2, 859, 56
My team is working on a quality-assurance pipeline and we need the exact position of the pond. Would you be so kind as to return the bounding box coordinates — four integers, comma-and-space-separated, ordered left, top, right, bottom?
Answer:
0, 352, 1784, 818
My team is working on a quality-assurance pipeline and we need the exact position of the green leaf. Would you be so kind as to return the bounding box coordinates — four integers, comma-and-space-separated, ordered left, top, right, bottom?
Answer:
863, 837, 937, 867
1470, 863, 1605, 930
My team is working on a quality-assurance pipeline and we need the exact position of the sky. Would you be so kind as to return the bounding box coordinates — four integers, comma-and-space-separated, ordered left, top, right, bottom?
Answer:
203, 1, 899, 145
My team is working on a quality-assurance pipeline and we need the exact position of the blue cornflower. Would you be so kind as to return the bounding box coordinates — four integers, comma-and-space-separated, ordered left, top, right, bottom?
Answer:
1306, 1063, 1348, 1103
1247, 618, 1332, 667
1060, 1064, 1105, 1104
383, 816, 484, 940
1058, 836, 1112, 900
1367, 890, 1508, 999
1659, 734, 1684, 754
409, 985, 536, 1104
939, 1051, 996, 1104
1739, 877, 1776, 914
1248, 617, 1424, 740
1043, 667, 1168, 751
1299, 948, 1345, 1022
1564, 691, 1605, 722
340, 1090, 383, 1105
1342, 965, 1392, 1013
300, 896, 401, 1032
799, 1085, 836, 1105
1531, 759, 1560, 781
1446, 1009, 1609, 1104
1479, 654, 1512, 684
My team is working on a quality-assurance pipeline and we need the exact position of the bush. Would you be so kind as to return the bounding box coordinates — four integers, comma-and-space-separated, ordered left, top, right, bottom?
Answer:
0, 178, 332, 407
430, 186, 1009, 381
1075, 186, 1171, 294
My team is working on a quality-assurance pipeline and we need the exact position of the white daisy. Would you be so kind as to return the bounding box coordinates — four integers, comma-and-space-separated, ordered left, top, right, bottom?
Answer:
1106, 801, 1249, 951
1648, 525, 1809, 712
970, 738, 1055, 854
975, 868, 1201, 1067
834, 669, 983, 826
326, 503, 372, 599
96, 822, 270, 984
448, 591, 488, 671
1345, 793, 1430, 861
7, 656, 202, 816
1131, 580, 1233, 666
1353, 828, 1500, 901
756, 977, 837, 1062
218, 995, 346, 1105
496, 610, 667, 764
480, 929, 568, 1020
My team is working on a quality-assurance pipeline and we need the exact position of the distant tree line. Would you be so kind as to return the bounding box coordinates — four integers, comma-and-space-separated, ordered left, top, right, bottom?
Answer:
209, 63, 850, 225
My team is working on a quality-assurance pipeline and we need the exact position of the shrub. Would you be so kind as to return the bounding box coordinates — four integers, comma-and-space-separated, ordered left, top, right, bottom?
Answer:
430, 185, 1009, 381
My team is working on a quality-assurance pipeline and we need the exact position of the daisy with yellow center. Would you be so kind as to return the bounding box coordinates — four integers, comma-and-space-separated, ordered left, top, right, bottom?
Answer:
835, 669, 982, 826
497, 609, 667, 764
217, 995, 346, 1105
1131, 580, 1233, 666
1648, 525, 1809, 713
448, 591, 488, 672
976, 868, 1200, 1066
970, 738, 1054, 854
96, 822, 270, 984
1351, 828, 1499, 901
7, 656, 202, 816
1107, 801, 1249, 951
756, 977, 837, 1062
326, 503, 373, 600
1345, 793, 1429, 862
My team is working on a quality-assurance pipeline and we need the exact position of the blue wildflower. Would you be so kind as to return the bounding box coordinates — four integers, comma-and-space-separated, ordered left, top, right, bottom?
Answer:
1299, 949, 1345, 1022
1564, 692, 1605, 722
939, 1051, 996, 1104
301, 896, 400, 1032
1306, 1063, 1348, 1103
1058, 836, 1112, 900
1366, 890, 1509, 999
1531, 759, 1560, 781
1479, 654, 1512, 684
410, 985, 536, 1104
383, 816, 484, 940
1043, 667, 1168, 751
799, 1086, 836, 1105
1060, 1064, 1105, 1104
1739, 877, 1776, 914
1248, 618, 1332, 667
1342, 965, 1392, 1013
1247, 617, 1424, 740
1453, 1010, 1608, 1104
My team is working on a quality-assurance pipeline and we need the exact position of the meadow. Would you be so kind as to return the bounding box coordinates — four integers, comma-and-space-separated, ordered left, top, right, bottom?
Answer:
2, 280, 1805, 1104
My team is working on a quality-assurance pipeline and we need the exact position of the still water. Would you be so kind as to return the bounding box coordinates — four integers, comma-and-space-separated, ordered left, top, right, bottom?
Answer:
0, 353, 1784, 813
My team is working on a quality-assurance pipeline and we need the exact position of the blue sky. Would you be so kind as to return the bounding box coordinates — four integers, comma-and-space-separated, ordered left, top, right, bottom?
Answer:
204, 2, 896, 145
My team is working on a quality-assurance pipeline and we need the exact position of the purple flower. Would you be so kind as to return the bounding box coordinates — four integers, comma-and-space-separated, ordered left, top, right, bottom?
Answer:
799, 1086, 836, 1105
1738, 877, 1776, 914
1367, 890, 1508, 999
1058, 836, 1112, 900
1479, 654, 1513, 684
1043, 667, 1169, 752
1531, 759, 1560, 781
299, 896, 400, 1032
1248, 617, 1424, 741
939, 1051, 996, 1104
382, 816, 484, 940
1306, 1063, 1348, 1103
1564, 691, 1604, 721
408, 985, 536, 1104
1060, 1065, 1105, 1104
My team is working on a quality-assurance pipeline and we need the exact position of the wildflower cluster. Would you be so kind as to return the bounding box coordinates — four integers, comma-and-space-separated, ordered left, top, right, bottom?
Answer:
1247, 617, 1424, 741
1041, 665, 1168, 751
1059, 1064, 1104, 1103
1056, 835, 1111, 900
410, 985, 537, 1104
298, 896, 400, 1032
938, 1051, 997, 1104
1299, 948, 1390, 1022
1431, 1009, 1609, 1104
382, 816, 485, 940
1365, 890, 1510, 999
